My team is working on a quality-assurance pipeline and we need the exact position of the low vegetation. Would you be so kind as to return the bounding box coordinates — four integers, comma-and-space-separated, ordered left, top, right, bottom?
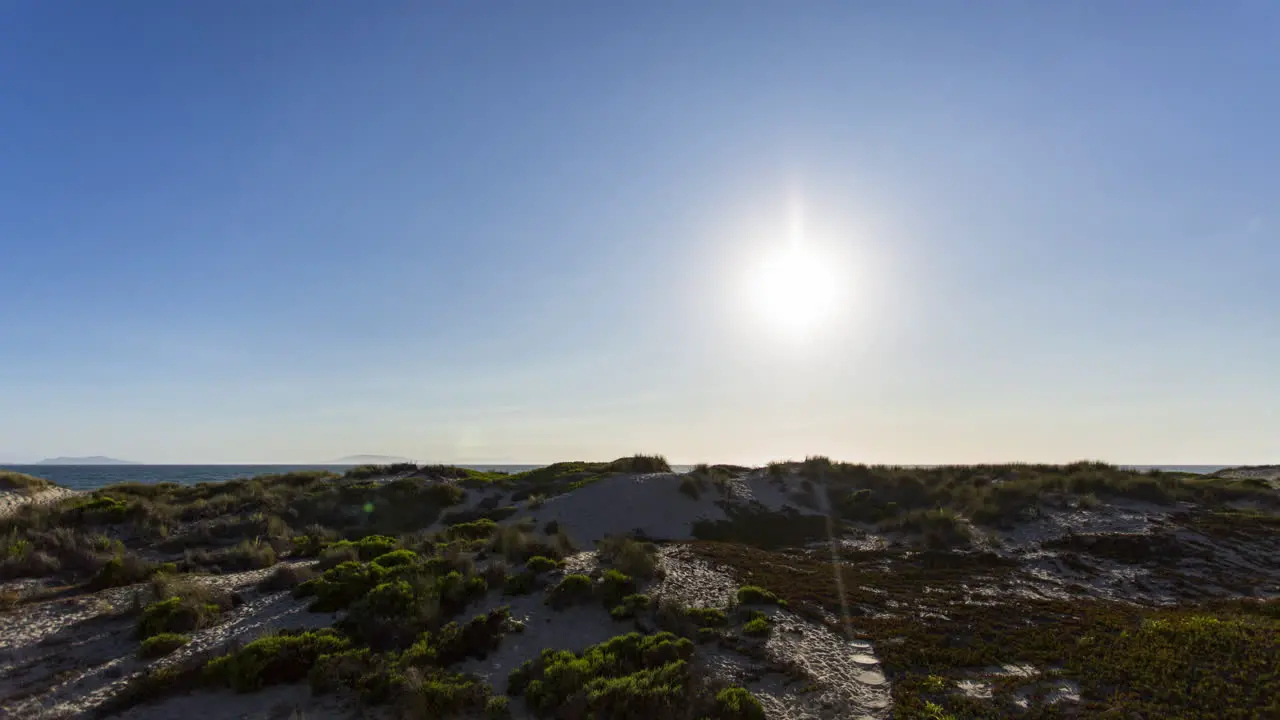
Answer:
508, 631, 764, 718
690, 541, 1280, 718
596, 534, 661, 579
137, 632, 190, 659
0, 470, 51, 494
137, 576, 234, 640
546, 573, 593, 609
206, 629, 351, 692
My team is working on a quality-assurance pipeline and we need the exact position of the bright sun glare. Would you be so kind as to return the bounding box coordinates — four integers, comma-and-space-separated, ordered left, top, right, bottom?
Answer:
746, 205, 841, 335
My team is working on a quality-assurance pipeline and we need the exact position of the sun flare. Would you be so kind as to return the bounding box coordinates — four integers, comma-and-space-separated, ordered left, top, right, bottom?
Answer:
747, 243, 840, 335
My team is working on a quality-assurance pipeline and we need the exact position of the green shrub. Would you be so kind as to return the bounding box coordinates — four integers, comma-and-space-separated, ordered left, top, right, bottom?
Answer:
546, 574, 593, 610
742, 611, 770, 637
401, 608, 511, 668
684, 606, 728, 627
599, 568, 634, 607
328, 535, 399, 561
296, 560, 387, 612
606, 455, 672, 474
344, 463, 419, 479
208, 538, 278, 571
736, 585, 783, 606
597, 535, 660, 579
316, 544, 360, 571
508, 632, 694, 717
308, 648, 373, 694
0, 471, 51, 494
372, 549, 418, 569
205, 629, 351, 692
879, 508, 973, 549
485, 694, 511, 719
611, 593, 652, 620
137, 578, 233, 639
137, 632, 190, 659
291, 534, 330, 558
525, 555, 558, 574
394, 667, 492, 717
713, 686, 766, 720
447, 519, 498, 541
503, 571, 538, 596
86, 553, 158, 590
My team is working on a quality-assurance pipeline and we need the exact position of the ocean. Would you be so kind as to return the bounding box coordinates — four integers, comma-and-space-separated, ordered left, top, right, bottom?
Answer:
0, 464, 544, 492
1, 464, 1231, 492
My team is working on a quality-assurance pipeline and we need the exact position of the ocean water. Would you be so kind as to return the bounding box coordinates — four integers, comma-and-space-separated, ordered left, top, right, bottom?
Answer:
0, 464, 545, 492
2, 463, 1229, 492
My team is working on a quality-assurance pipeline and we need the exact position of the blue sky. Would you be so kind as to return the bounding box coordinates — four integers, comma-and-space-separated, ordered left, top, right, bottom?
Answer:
1, 2, 1276, 464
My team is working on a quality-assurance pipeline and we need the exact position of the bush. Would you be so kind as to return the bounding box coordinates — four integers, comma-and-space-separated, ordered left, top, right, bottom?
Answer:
308, 648, 373, 695
879, 508, 973, 549
508, 632, 694, 717
291, 534, 331, 558
606, 455, 672, 474
401, 608, 512, 668
525, 555, 558, 574
546, 574, 593, 610
315, 544, 360, 571
610, 593, 652, 620
206, 538, 278, 571
714, 686, 767, 720
736, 585, 783, 606
485, 694, 511, 718
447, 519, 498, 541
86, 553, 159, 590
742, 611, 771, 637
503, 572, 538, 596
599, 569, 635, 607
684, 606, 728, 628
138, 632, 189, 659
328, 535, 399, 561
205, 629, 351, 692
344, 463, 419, 479
678, 475, 703, 500
138, 594, 225, 639
394, 667, 492, 717
258, 563, 317, 592
372, 549, 418, 569
597, 535, 660, 579
0, 471, 51, 494
296, 560, 388, 612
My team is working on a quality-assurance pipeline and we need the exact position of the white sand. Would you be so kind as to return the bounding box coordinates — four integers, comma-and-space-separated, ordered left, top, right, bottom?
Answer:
1, 563, 336, 719
0, 487, 80, 520
511, 470, 824, 548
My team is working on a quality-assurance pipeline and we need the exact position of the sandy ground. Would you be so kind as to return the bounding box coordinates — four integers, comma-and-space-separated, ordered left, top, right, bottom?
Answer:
1, 563, 336, 719
3, 466, 1275, 719
655, 546, 892, 720
512, 470, 822, 547
0, 488, 80, 520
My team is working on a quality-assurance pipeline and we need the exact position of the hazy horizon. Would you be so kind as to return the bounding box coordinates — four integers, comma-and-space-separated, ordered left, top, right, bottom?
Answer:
3, 4, 1277, 465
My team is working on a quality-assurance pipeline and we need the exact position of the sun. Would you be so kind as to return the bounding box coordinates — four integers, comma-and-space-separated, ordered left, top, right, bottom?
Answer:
746, 242, 840, 335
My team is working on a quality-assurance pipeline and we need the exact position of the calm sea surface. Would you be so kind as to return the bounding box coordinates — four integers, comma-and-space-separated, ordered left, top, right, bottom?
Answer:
1, 464, 1229, 492
0, 465, 545, 492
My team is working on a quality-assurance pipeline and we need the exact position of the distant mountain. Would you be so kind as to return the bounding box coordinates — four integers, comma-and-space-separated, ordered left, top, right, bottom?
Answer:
36, 456, 140, 465
332, 454, 415, 465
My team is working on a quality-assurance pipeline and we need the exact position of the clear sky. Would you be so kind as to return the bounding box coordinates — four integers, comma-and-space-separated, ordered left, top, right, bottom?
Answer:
1, 2, 1276, 465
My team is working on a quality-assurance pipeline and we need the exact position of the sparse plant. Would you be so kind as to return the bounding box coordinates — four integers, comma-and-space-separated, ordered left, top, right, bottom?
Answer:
138, 632, 189, 659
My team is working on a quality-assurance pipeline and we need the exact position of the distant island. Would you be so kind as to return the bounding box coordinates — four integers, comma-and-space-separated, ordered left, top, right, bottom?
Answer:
331, 454, 415, 465
35, 456, 140, 465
